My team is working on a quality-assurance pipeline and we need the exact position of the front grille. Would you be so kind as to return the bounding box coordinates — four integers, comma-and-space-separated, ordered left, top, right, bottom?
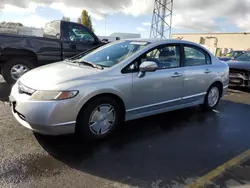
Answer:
16, 111, 26, 121
229, 68, 250, 77
229, 78, 243, 85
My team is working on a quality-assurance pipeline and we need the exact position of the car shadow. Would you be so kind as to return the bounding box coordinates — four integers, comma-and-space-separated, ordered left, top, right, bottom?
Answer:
34, 105, 226, 187
35, 107, 212, 158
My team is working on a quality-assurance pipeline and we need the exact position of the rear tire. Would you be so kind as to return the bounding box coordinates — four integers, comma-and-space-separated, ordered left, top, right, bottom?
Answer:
76, 96, 124, 140
202, 84, 221, 110
1, 59, 35, 84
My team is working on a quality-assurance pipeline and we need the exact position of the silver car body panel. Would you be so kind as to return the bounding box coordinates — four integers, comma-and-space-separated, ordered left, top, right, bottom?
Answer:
9, 39, 229, 135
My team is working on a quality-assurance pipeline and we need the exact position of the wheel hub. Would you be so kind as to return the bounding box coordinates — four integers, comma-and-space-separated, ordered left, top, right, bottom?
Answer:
10, 64, 29, 80
88, 104, 116, 135
208, 87, 219, 107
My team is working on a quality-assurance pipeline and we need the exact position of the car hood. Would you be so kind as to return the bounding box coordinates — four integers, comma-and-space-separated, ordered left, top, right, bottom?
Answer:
19, 62, 103, 90
227, 60, 250, 70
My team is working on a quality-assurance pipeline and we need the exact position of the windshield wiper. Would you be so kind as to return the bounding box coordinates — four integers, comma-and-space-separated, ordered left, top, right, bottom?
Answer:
67, 59, 103, 70
78, 60, 104, 70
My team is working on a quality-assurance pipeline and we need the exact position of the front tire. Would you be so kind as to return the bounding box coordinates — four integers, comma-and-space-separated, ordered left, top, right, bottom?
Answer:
1, 59, 35, 84
202, 84, 221, 110
76, 96, 124, 140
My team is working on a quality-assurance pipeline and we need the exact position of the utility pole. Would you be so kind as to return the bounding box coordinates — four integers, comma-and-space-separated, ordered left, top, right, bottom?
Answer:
150, 0, 173, 39
104, 14, 107, 35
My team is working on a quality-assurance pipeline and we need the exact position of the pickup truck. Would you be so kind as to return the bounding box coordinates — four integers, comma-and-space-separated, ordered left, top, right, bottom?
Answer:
0, 20, 105, 84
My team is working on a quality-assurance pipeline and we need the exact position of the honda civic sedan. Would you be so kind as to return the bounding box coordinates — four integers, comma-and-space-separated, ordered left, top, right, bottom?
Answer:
9, 39, 229, 139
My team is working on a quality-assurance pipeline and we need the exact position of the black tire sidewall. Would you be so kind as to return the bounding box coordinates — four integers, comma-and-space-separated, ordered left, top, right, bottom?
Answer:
1, 59, 35, 84
76, 96, 123, 140
203, 85, 220, 110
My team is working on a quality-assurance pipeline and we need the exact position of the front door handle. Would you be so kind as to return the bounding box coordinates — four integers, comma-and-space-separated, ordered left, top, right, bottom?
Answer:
204, 69, 212, 74
171, 72, 183, 78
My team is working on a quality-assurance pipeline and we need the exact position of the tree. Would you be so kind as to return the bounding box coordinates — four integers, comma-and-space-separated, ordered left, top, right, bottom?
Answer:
81, 10, 93, 31
62, 16, 70, 22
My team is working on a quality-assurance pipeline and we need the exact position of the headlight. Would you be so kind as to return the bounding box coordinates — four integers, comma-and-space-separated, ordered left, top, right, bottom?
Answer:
29, 90, 79, 101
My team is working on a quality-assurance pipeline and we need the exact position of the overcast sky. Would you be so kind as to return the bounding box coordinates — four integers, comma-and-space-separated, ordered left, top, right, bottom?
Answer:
0, 0, 249, 37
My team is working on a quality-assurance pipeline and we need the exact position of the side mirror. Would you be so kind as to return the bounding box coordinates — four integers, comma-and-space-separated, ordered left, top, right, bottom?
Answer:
139, 61, 158, 72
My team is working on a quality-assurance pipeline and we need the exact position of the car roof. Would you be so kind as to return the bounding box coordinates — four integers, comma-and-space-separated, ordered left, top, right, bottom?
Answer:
122, 38, 202, 46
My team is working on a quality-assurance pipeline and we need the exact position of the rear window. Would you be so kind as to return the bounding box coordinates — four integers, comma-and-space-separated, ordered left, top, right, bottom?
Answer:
44, 21, 60, 38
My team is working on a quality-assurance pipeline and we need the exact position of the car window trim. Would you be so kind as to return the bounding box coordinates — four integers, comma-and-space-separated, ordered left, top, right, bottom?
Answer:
181, 44, 212, 67
121, 43, 183, 74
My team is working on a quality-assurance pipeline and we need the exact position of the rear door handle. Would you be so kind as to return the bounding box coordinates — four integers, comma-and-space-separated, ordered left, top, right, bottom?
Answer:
204, 69, 211, 74
171, 72, 183, 78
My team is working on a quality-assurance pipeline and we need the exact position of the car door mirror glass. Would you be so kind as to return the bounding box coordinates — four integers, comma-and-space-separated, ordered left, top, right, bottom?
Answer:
139, 61, 158, 72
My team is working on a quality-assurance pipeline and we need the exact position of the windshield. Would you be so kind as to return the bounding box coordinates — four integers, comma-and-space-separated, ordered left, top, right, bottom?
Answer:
234, 52, 250, 61
226, 51, 234, 57
78, 40, 149, 68
226, 51, 245, 58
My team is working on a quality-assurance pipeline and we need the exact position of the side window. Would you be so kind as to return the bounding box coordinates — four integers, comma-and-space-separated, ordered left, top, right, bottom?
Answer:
44, 21, 60, 38
121, 45, 180, 74
142, 45, 181, 69
184, 46, 210, 66
62, 23, 95, 42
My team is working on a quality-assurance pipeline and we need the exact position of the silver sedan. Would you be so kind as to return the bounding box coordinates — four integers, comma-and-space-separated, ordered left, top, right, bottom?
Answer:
9, 39, 229, 139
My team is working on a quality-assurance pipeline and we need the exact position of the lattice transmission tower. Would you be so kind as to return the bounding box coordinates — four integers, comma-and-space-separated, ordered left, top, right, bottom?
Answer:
150, 0, 173, 39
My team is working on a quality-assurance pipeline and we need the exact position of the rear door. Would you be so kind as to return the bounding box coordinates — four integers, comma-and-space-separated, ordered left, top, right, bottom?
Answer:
61, 21, 100, 59
181, 44, 215, 104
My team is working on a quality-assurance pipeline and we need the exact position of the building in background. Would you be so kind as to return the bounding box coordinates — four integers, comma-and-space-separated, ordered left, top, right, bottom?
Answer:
99, 32, 141, 42
109, 32, 141, 39
172, 32, 250, 56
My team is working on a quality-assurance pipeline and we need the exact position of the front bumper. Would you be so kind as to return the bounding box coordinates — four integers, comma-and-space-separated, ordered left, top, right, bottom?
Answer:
9, 84, 79, 135
229, 70, 250, 87
11, 104, 75, 135
229, 75, 250, 87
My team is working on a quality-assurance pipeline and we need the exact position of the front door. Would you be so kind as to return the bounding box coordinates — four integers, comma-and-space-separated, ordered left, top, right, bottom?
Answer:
182, 45, 215, 103
127, 44, 184, 118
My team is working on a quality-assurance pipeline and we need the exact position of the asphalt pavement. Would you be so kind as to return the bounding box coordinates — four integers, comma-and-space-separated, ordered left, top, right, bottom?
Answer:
1, 75, 250, 188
